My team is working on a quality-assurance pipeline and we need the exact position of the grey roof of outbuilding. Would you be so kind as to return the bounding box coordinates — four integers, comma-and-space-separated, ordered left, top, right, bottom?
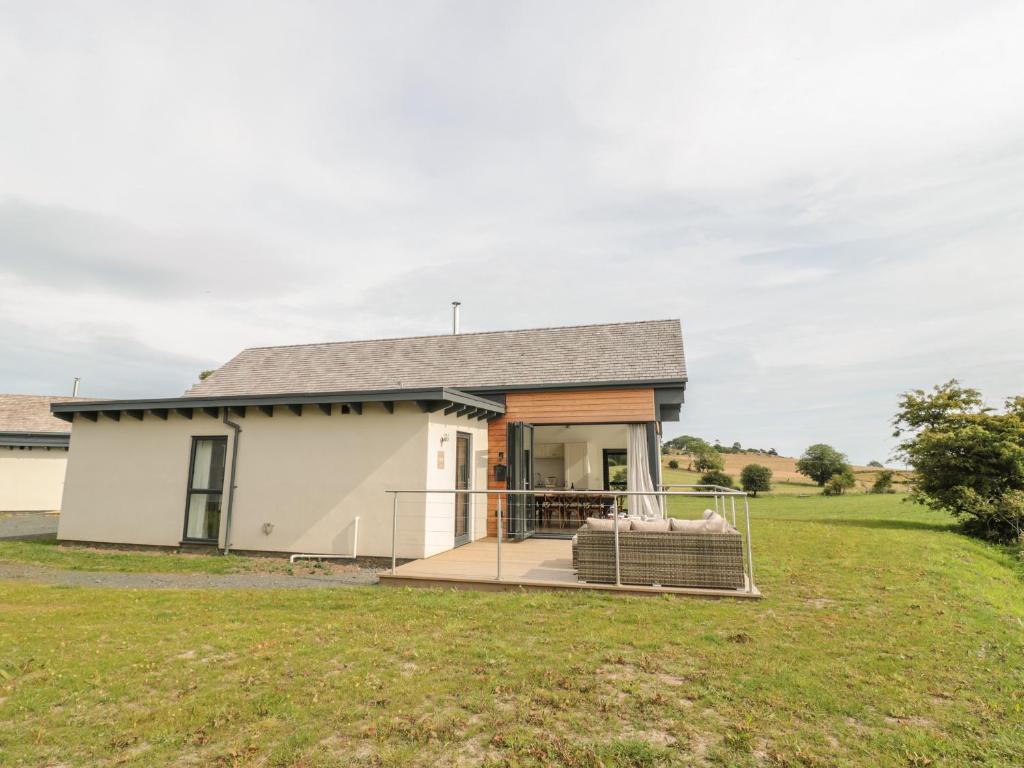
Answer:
0, 394, 91, 434
185, 319, 686, 398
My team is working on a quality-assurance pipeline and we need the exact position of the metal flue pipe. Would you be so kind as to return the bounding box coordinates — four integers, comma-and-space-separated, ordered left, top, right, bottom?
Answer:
451, 301, 461, 334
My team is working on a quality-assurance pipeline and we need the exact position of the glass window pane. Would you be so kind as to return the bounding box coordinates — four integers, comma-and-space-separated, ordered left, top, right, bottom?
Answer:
191, 438, 226, 490
186, 493, 222, 540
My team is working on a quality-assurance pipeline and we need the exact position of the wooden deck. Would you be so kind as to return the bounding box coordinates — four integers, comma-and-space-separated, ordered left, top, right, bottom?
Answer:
378, 538, 761, 598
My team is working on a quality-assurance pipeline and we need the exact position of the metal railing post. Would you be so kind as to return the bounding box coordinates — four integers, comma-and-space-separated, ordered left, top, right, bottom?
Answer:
612, 496, 621, 586
496, 493, 503, 581
391, 492, 398, 575
730, 495, 737, 527
744, 497, 755, 593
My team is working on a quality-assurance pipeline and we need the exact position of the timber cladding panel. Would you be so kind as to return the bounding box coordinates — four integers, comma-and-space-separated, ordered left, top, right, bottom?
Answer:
485, 388, 655, 535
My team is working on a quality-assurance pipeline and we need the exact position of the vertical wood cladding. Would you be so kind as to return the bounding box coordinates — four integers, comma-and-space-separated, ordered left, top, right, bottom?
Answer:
485, 388, 655, 535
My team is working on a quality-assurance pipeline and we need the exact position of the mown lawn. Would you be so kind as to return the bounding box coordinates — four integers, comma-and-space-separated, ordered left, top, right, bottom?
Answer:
1, 495, 1023, 767
0, 537, 277, 574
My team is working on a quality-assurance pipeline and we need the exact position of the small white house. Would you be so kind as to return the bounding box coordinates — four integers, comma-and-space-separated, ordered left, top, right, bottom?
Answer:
0, 394, 83, 512
52, 320, 687, 560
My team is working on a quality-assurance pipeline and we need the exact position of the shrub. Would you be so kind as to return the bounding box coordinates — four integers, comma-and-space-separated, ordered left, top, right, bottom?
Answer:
822, 469, 856, 496
867, 460, 884, 468
871, 470, 895, 494
894, 380, 1024, 542
692, 444, 725, 473
796, 444, 851, 486
740, 464, 772, 496
667, 459, 679, 470
700, 470, 734, 489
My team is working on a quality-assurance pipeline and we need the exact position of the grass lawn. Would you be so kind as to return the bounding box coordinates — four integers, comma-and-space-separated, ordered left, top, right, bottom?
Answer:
2, 494, 1023, 767
0, 538, 280, 574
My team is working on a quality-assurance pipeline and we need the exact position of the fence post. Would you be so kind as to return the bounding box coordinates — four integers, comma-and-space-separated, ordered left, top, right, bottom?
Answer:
744, 497, 755, 593
730, 495, 737, 527
496, 493, 503, 581
612, 496, 621, 586
391, 492, 398, 575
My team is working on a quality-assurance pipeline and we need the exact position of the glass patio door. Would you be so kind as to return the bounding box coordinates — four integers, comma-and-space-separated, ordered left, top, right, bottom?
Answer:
506, 421, 536, 540
454, 432, 471, 547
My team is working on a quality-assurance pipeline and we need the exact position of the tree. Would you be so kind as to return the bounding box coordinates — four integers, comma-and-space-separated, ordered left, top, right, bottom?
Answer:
667, 459, 679, 470
700, 470, 734, 489
796, 444, 851, 486
198, 369, 215, 381
867, 460, 884, 468
871, 470, 895, 494
692, 443, 725, 473
823, 468, 856, 496
894, 380, 1024, 542
740, 464, 772, 496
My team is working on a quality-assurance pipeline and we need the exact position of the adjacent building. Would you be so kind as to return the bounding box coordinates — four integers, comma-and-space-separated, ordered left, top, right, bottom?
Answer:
0, 394, 84, 512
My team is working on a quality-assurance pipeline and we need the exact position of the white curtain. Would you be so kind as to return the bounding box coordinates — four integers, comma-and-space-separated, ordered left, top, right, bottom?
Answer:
627, 424, 660, 520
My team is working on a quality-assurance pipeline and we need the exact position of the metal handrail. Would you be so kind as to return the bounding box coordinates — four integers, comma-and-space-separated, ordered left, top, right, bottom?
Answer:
385, 487, 756, 595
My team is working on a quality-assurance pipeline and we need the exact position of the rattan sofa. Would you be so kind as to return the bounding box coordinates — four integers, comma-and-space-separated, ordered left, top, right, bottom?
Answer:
572, 525, 746, 590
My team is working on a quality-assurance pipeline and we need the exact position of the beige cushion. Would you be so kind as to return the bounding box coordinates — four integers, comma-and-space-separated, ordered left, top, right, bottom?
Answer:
703, 512, 728, 533
585, 517, 631, 531
631, 518, 670, 532
670, 518, 707, 533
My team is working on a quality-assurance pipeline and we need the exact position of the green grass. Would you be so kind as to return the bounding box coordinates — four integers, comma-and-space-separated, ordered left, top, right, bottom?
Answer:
0, 537, 276, 574
2, 495, 1023, 766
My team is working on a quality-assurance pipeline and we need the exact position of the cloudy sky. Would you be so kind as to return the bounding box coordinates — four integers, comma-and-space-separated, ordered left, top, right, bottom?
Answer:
1, 1, 1022, 463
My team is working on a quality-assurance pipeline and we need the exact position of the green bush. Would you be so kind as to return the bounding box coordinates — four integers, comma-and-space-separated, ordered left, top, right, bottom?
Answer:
823, 469, 856, 496
740, 464, 772, 496
700, 470, 734, 489
667, 459, 679, 470
871, 470, 896, 494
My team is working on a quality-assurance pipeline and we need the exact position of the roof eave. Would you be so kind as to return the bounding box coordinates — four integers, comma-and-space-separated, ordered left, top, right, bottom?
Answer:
0, 431, 71, 448
49, 386, 506, 421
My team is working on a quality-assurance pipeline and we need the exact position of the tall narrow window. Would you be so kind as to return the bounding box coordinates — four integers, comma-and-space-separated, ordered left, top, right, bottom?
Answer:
183, 436, 227, 542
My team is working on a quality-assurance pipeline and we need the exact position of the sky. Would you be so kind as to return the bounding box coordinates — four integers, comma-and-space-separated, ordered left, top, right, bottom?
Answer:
1, 1, 1022, 464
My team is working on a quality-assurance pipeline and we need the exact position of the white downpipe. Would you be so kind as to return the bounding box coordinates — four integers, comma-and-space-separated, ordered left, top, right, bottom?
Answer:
289, 517, 359, 564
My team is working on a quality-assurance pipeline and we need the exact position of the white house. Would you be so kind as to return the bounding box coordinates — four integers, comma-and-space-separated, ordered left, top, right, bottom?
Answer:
51, 320, 687, 560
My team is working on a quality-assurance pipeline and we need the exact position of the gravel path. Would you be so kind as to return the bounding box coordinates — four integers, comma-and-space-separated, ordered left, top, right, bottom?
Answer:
0, 512, 59, 539
0, 561, 380, 589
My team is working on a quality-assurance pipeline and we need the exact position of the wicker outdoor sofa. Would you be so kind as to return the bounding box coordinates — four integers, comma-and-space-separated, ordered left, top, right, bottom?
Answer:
572, 515, 746, 590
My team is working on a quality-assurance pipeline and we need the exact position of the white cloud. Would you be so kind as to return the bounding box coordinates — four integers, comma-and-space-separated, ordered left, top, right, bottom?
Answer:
0, 0, 1022, 462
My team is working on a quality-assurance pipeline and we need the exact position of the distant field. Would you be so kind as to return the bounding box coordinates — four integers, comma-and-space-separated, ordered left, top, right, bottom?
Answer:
663, 452, 913, 495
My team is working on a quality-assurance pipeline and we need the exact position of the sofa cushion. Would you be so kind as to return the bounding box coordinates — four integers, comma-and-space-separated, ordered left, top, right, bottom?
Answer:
703, 512, 729, 533
669, 518, 707, 533
585, 517, 631, 531
631, 518, 671, 532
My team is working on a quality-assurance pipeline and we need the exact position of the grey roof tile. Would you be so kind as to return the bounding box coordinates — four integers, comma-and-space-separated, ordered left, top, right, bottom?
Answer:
0, 395, 91, 433
186, 319, 686, 397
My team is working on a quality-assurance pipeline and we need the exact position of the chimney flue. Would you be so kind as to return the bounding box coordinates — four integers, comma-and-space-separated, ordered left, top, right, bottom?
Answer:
451, 301, 461, 335
72, 377, 80, 397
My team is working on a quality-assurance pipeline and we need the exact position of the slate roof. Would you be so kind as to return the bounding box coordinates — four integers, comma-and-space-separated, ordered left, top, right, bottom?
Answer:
0, 394, 90, 434
185, 320, 686, 397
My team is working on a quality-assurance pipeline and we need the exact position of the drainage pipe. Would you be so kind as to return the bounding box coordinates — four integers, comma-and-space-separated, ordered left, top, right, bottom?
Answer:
289, 518, 360, 563
222, 409, 242, 555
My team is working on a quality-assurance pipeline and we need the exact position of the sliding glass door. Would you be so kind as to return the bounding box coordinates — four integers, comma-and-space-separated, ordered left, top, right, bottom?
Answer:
183, 436, 227, 542
506, 421, 536, 540
454, 432, 471, 547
